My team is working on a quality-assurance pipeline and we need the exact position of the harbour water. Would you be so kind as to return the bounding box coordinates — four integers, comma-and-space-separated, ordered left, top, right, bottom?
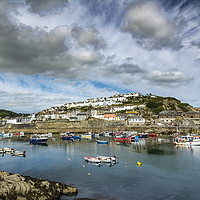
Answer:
1, 136, 200, 200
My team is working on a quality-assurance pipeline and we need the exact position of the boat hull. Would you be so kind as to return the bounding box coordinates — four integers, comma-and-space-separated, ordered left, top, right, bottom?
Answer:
30, 138, 48, 144
174, 142, 200, 146
96, 140, 108, 144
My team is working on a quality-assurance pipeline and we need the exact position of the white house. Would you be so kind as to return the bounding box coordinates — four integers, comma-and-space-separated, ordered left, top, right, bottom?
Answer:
7, 119, 17, 124
128, 117, 145, 125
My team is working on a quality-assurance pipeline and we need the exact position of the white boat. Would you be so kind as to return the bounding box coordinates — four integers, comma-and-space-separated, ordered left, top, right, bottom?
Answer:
174, 135, 200, 146
2, 147, 14, 153
81, 134, 92, 139
97, 155, 117, 162
11, 150, 26, 156
85, 156, 101, 163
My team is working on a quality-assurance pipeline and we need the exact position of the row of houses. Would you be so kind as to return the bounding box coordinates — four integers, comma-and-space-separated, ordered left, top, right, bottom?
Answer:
158, 110, 200, 124
3, 108, 146, 126
50, 92, 143, 111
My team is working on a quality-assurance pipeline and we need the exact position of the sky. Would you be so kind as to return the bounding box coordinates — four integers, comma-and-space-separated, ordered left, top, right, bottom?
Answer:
0, 0, 200, 113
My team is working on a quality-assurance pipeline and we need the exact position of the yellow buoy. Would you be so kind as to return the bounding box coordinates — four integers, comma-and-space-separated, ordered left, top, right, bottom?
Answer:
125, 166, 127, 168
83, 165, 85, 167
137, 162, 142, 167
11, 165, 13, 167
68, 158, 71, 161
88, 173, 90, 175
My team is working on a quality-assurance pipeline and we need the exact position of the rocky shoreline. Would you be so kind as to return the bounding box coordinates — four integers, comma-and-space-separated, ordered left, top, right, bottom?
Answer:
0, 170, 78, 200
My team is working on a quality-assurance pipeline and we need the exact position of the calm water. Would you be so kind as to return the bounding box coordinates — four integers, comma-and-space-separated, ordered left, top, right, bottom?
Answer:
1, 136, 200, 200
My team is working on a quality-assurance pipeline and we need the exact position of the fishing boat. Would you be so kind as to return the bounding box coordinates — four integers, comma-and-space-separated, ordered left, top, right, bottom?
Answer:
96, 140, 108, 144
84, 156, 101, 163
85, 155, 117, 163
174, 135, 200, 146
73, 135, 81, 140
148, 133, 157, 138
97, 155, 116, 163
11, 150, 26, 156
2, 147, 14, 153
81, 133, 92, 139
114, 135, 131, 142
30, 135, 48, 144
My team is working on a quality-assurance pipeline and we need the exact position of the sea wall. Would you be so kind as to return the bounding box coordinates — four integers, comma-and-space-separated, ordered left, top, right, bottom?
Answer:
0, 170, 78, 200
0, 118, 199, 134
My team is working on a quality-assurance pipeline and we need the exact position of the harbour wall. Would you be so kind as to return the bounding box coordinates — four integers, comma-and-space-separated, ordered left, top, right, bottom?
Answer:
0, 118, 199, 135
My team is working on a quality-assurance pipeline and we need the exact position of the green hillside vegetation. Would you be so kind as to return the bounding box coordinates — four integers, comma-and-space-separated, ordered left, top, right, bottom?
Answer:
127, 95, 192, 117
47, 95, 193, 121
0, 109, 28, 118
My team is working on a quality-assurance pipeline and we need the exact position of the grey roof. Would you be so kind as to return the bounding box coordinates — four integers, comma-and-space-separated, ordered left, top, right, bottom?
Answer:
159, 110, 175, 114
187, 111, 198, 114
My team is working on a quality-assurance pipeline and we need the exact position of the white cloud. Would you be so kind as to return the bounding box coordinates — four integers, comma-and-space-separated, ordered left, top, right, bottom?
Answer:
144, 69, 193, 86
122, 2, 179, 49
0, 0, 200, 113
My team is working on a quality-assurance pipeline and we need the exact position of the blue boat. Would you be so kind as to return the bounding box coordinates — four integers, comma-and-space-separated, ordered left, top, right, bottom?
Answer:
96, 140, 108, 144
73, 135, 81, 140
30, 135, 48, 144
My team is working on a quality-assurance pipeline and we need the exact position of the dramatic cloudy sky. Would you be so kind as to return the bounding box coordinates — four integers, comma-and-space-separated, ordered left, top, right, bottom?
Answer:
0, 0, 200, 113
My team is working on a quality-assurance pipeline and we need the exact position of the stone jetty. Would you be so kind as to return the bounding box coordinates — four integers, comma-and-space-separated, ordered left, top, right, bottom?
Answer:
0, 170, 78, 200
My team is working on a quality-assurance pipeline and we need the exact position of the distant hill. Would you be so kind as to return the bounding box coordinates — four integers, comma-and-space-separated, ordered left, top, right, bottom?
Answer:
125, 95, 193, 118
0, 109, 29, 118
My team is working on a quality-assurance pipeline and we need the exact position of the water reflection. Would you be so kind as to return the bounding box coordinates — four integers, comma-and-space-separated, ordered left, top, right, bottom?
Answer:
113, 137, 175, 155
30, 143, 48, 146
85, 161, 118, 168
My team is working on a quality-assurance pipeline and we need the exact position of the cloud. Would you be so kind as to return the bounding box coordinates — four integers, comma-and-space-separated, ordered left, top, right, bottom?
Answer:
104, 63, 145, 75
0, 73, 118, 113
122, 2, 180, 49
0, 3, 105, 78
26, 0, 68, 14
71, 26, 106, 49
144, 69, 193, 86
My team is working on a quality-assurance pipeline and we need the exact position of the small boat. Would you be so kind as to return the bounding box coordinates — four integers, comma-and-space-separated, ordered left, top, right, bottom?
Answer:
2, 147, 14, 153
73, 135, 81, 140
96, 140, 108, 144
30, 135, 48, 144
114, 135, 131, 142
85, 155, 117, 164
85, 156, 101, 163
148, 133, 157, 138
11, 150, 26, 156
97, 155, 117, 162
81, 134, 92, 139
174, 135, 200, 146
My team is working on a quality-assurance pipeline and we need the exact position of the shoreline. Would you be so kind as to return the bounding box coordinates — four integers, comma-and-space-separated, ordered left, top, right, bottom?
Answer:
0, 170, 78, 200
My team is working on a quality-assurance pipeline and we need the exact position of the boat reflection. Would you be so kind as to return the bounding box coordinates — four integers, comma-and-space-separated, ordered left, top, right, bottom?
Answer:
30, 143, 48, 146
0, 152, 26, 158
114, 137, 175, 154
85, 161, 118, 167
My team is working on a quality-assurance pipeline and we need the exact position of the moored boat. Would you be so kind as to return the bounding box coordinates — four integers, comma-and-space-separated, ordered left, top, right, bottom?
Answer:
30, 135, 48, 144
148, 133, 157, 138
85, 156, 101, 163
11, 150, 26, 156
85, 155, 117, 163
174, 135, 200, 146
96, 140, 108, 144
114, 135, 131, 142
97, 155, 117, 162
81, 133, 92, 139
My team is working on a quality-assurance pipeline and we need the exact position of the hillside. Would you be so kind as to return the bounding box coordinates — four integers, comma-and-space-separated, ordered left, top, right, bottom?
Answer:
0, 109, 28, 119
125, 95, 193, 118
42, 94, 194, 121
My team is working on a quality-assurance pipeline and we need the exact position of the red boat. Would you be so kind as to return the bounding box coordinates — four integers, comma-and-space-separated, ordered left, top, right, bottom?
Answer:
148, 133, 157, 138
114, 136, 131, 142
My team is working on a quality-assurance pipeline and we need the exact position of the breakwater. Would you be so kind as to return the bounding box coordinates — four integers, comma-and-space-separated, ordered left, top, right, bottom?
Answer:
0, 118, 199, 135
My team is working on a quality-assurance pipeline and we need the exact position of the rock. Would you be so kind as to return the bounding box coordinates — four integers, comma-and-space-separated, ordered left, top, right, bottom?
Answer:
0, 170, 78, 200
